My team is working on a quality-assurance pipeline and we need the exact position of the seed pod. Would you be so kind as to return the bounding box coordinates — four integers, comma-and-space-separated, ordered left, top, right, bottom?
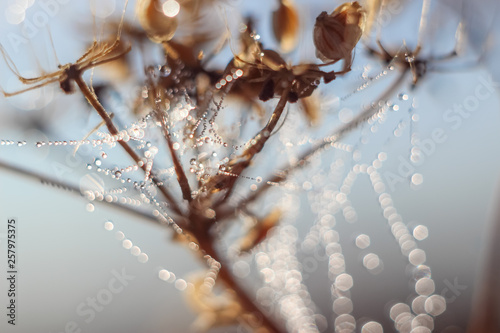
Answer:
136, 0, 178, 43
272, 0, 300, 53
313, 2, 366, 66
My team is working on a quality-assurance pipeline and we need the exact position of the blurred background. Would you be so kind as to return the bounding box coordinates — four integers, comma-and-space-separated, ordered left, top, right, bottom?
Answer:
0, 0, 499, 332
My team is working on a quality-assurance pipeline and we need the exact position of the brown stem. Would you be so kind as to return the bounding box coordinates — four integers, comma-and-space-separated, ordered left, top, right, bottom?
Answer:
215, 86, 291, 207
74, 74, 183, 216
216, 70, 408, 220
0, 159, 162, 224
161, 126, 193, 202
196, 235, 284, 333
242, 85, 291, 159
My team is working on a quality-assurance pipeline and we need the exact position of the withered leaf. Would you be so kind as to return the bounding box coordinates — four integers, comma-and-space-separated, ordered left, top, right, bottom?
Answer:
272, 0, 300, 53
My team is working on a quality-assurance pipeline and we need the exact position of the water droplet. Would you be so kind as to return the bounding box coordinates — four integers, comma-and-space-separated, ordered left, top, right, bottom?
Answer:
122, 239, 133, 249
104, 221, 114, 231
86, 203, 95, 212
160, 65, 171, 76
138, 253, 149, 263
415, 277, 435, 296
355, 234, 370, 249
159, 269, 170, 281
361, 321, 383, 333
398, 93, 409, 100
413, 225, 429, 241
411, 173, 424, 186
424, 295, 446, 316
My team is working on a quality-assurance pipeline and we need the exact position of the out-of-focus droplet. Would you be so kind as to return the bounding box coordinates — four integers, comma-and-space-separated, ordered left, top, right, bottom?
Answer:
361, 321, 383, 333
136, 0, 178, 43
409, 249, 426, 266
232, 261, 250, 278
159, 269, 170, 281
122, 239, 133, 249
355, 234, 370, 249
175, 278, 187, 291
333, 297, 353, 315
162, 0, 180, 17
104, 221, 114, 231
138, 253, 149, 263
413, 225, 429, 241
424, 295, 446, 316
335, 273, 353, 291
415, 277, 435, 296
90, 0, 116, 19
411, 173, 424, 186
86, 203, 95, 212
390, 303, 410, 321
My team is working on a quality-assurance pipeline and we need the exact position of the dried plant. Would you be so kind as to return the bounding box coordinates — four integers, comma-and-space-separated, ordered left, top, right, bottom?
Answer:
0, 0, 498, 333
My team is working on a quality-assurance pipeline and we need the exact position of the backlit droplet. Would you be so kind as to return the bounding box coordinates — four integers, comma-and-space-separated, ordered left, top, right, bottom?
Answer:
361, 321, 383, 333
411, 173, 423, 186
159, 269, 170, 281
363, 253, 381, 270
233, 261, 250, 278
413, 225, 429, 241
175, 278, 187, 290
335, 273, 353, 291
333, 297, 353, 315
86, 203, 95, 212
131, 246, 141, 256
415, 277, 435, 296
390, 303, 410, 321
424, 295, 446, 316
104, 221, 114, 231
409, 249, 426, 266
115, 231, 125, 240
138, 253, 149, 263
122, 239, 133, 249
355, 234, 370, 249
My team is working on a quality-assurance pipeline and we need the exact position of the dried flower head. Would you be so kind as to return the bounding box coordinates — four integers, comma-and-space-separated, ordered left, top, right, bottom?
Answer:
313, 1, 366, 68
272, 0, 300, 53
136, 0, 178, 43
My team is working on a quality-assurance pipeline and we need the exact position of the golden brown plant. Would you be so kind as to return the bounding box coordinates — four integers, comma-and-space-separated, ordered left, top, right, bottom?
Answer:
272, 0, 300, 53
313, 1, 366, 70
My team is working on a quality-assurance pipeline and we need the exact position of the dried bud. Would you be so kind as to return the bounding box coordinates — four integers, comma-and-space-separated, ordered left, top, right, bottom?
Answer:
313, 1, 366, 66
136, 0, 178, 43
272, 0, 300, 53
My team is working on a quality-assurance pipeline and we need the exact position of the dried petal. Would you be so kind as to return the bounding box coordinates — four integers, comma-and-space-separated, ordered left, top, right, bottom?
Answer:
272, 0, 300, 53
239, 209, 281, 252
300, 93, 320, 125
313, 2, 366, 65
136, 0, 178, 43
185, 273, 243, 331
363, 0, 382, 38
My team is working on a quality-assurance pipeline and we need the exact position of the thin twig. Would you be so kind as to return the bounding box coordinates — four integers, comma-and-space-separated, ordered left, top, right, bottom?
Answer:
196, 236, 284, 333
216, 70, 408, 220
0, 159, 161, 224
74, 74, 183, 216
214, 85, 292, 207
